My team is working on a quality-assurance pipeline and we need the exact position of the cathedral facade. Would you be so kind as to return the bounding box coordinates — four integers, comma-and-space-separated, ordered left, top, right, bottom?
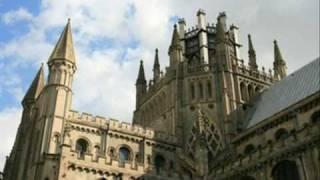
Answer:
2, 10, 320, 180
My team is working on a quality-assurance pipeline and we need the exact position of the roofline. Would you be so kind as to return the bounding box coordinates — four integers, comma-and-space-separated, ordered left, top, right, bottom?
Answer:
232, 91, 320, 144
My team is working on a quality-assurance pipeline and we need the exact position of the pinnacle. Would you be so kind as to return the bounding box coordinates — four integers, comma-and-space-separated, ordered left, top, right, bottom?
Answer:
48, 19, 76, 64
171, 24, 180, 47
274, 40, 285, 63
216, 19, 225, 41
136, 60, 146, 84
22, 65, 45, 105
248, 34, 255, 53
154, 48, 160, 68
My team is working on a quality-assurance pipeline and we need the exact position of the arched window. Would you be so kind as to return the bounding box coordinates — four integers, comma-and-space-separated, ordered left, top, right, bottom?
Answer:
199, 82, 204, 99
76, 139, 89, 159
272, 160, 300, 180
154, 154, 166, 174
207, 81, 212, 98
244, 144, 255, 156
311, 110, 320, 123
119, 147, 131, 163
240, 82, 246, 101
275, 128, 289, 141
190, 83, 195, 100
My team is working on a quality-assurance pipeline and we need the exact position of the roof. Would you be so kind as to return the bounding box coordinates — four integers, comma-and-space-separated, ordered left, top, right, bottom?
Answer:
22, 65, 45, 105
246, 57, 320, 128
48, 20, 76, 64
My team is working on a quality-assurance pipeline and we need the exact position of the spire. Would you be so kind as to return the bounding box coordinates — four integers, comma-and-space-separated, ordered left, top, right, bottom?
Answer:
22, 64, 45, 105
153, 48, 160, 68
274, 40, 285, 63
169, 24, 181, 50
48, 19, 76, 64
168, 24, 182, 67
248, 34, 255, 53
248, 34, 258, 71
153, 48, 160, 82
136, 60, 146, 85
273, 40, 287, 80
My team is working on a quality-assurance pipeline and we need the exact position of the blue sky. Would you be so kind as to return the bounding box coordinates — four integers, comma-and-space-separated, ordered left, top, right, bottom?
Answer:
0, 0, 319, 171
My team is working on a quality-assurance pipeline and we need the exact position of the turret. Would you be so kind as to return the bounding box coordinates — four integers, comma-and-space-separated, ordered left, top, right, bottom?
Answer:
168, 24, 182, 67
7, 64, 45, 180
216, 14, 226, 43
248, 34, 258, 71
42, 19, 77, 155
136, 60, 147, 108
197, 9, 209, 64
153, 48, 160, 82
273, 40, 287, 80
22, 64, 45, 108
178, 18, 186, 54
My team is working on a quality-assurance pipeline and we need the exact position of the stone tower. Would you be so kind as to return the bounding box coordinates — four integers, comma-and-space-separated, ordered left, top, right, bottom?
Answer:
3, 20, 76, 180
133, 10, 276, 148
4, 9, 320, 180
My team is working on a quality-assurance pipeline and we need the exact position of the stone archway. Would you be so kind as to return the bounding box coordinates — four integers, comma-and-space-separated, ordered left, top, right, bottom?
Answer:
272, 160, 301, 180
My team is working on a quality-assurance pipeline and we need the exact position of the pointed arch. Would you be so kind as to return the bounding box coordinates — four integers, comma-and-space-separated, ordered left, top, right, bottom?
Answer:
272, 160, 301, 180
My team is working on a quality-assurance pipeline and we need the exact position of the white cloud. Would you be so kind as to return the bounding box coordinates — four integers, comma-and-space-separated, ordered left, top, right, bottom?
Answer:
2, 7, 33, 24
0, 107, 22, 171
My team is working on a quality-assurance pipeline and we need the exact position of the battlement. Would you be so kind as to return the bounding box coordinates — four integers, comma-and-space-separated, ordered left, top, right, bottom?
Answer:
235, 59, 274, 84
68, 110, 177, 143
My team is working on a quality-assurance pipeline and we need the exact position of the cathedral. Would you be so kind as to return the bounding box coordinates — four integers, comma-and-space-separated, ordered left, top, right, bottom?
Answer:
2, 9, 320, 180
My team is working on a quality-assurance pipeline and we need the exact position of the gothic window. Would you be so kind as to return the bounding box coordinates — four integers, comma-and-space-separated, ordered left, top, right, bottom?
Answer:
199, 82, 204, 99
76, 138, 89, 159
119, 146, 131, 163
207, 81, 212, 98
244, 144, 255, 156
311, 110, 320, 123
190, 83, 195, 100
272, 160, 301, 180
275, 128, 289, 141
240, 82, 246, 101
154, 154, 166, 174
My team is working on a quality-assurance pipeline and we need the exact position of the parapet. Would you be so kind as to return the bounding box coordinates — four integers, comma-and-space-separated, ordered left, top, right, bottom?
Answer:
68, 110, 177, 144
